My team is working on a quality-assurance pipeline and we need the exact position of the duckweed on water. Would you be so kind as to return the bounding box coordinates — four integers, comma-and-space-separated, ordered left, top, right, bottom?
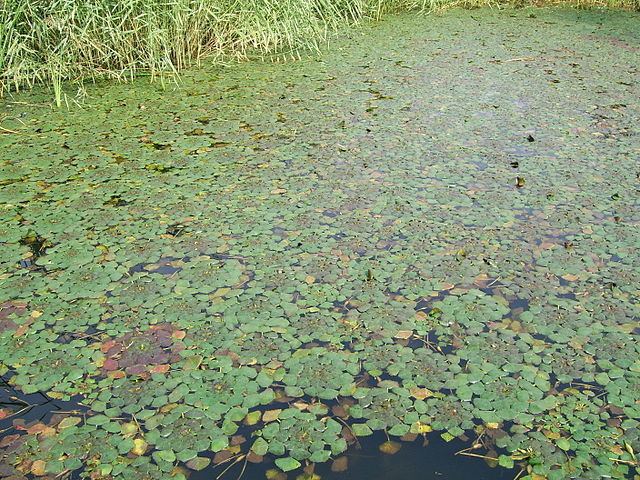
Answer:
1, 8, 639, 480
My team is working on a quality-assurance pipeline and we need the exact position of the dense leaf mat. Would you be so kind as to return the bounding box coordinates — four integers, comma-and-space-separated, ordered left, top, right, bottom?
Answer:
1, 8, 639, 480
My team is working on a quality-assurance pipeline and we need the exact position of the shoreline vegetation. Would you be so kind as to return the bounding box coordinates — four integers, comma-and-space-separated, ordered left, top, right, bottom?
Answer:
1, 0, 639, 105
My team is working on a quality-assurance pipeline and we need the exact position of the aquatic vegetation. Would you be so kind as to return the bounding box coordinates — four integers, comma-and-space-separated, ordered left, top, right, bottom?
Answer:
2, 0, 640, 104
1, 7, 639, 480
258, 409, 346, 463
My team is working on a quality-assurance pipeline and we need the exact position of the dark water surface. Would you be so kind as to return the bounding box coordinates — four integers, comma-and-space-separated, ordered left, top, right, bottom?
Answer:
190, 434, 515, 480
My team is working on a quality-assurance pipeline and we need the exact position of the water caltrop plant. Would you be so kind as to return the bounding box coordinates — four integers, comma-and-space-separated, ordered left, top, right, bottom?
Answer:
0, 5, 639, 480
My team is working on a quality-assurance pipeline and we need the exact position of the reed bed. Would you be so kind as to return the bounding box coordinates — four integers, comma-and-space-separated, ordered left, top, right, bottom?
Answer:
1, 0, 637, 104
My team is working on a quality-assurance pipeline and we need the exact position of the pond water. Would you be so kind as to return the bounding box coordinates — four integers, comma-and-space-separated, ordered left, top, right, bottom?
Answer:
1, 7, 639, 480
189, 432, 517, 480
1, 379, 513, 479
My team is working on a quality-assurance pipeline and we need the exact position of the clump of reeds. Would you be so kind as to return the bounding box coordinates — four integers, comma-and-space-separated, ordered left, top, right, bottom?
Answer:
1, 0, 637, 104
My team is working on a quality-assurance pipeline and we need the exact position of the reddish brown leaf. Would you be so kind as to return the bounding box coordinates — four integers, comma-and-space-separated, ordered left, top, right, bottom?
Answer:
246, 452, 263, 464
331, 456, 349, 472
0, 434, 20, 448
213, 450, 234, 464
150, 364, 170, 374
103, 358, 118, 371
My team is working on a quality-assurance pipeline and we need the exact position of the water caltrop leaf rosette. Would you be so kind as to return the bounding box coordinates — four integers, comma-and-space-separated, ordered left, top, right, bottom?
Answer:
282, 347, 360, 400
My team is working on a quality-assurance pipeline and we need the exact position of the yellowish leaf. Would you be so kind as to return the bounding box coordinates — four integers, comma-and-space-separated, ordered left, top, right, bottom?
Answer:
562, 273, 579, 282
410, 422, 432, 434
262, 409, 282, 423
131, 438, 148, 456
212, 287, 231, 298
410, 387, 433, 400
415, 311, 428, 321
244, 411, 261, 426
395, 330, 413, 340
121, 422, 138, 437
265, 469, 287, 480
379, 441, 402, 455
31, 460, 46, 476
